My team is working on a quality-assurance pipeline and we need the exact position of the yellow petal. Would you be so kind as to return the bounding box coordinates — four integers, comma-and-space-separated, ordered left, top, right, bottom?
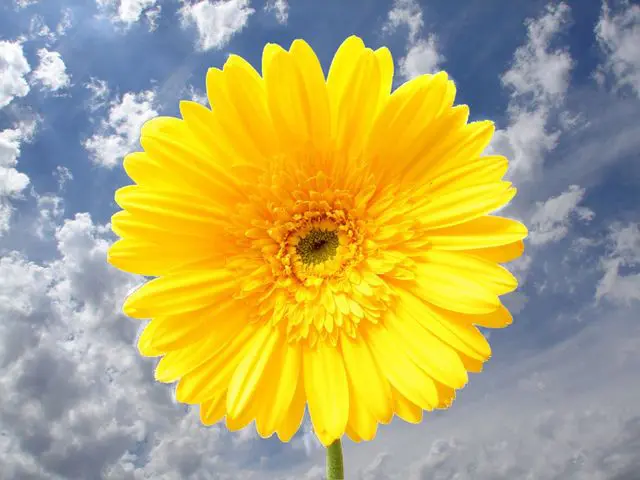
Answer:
384, 311, 468, 389
456, 303, 513, 329
256, 342, 302, 438
175, 322, 259, 404
365, 325, 439, 411
366, 72, 450, 175
406, 119, 495, 183
108, 238, 218, 276
289, 39, 331, 151
333, 48, 380, 160
395, 103, 470, 183
227, 324, 283, 419
137, 307, 217, 356
303, 340, 349, 446
418, 249, 518, 296
426, 216, 528, 250
275, 367, 306, 442
459, 352, 485, 373
414, 182, 517, 230
373, 47, 393, 113
327, 36, 366, 119
140, 115, 241, 198
122, 152, 169, 189
340, 332, 393, 423
114, 186, 231, 237
394, 288, 491, 361
263, 47, 311, 150
408, 263, 501, 316
462, 240, 525, 264
110, 212, 232, 261
423, 155, 509, 195
345, 384, 378, 442
123, 269, 237, 319
154, 305, 251, 381
434, 381, 456, 409
200, 394, 226, 426
221, 55, 278, 158
202, 67, 271, 163
391, 386, 423, 424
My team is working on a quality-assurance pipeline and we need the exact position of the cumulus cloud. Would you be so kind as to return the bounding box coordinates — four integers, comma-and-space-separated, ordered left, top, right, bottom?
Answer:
33, 193, 64, 239
0, 122, 36, 235
595, 0, 640, 97
31, 49, 71, 92
383, 0, 443, 79
399, 37, 442, 81
596, 222, 640, 304
488, 3, 573, 181
96, 0, 161, 30
265, 0, 289, 24
529, 185, 595, 246
179, 0, 255, 52
0, 40, 31, 108
84, 89, 157, 168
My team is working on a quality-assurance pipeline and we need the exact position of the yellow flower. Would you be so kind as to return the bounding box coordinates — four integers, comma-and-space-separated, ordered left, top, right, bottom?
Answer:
108, 35, 527, 447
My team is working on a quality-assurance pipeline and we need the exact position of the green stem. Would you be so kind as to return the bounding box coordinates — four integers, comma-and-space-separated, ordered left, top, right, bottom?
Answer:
326, 438, 344, 480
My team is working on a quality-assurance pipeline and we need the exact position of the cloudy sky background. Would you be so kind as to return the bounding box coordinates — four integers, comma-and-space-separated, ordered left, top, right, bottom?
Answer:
1, 0, 639, 478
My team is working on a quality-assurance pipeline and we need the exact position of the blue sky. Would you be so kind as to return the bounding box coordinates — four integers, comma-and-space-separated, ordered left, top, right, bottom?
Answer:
1, 0, 639, 479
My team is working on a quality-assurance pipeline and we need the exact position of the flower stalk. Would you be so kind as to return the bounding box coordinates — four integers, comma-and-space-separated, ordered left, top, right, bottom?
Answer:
326, 438, 344, 480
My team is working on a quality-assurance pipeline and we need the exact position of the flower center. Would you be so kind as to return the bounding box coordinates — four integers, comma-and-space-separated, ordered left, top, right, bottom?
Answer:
296, 229, 339, 265
270, 209, 363, 286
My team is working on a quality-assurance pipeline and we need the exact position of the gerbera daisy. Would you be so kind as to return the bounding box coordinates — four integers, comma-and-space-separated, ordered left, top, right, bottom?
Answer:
108, 35, 527, 448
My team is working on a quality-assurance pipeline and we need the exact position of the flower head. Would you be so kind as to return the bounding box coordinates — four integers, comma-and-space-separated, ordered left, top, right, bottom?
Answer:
108, 36, 527, 446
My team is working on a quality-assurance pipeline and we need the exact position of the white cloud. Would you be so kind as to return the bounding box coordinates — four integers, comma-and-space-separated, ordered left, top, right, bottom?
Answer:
28, 15, 56, 43
398, 37, 443, 80
145, 4, 162, 31
33, 193, 64, 239
187, 84, 208, 106
596, 222, 640, 305
85, 77, 110, 112
27, 10, 72, 44
595, 0, 640, 97
383, 0, 443, 80
53, 165, 73, 191
179, 0, 255, 52
0, 122, 35, 235
265, 0, 288, 24
0, 40, 31, 109
13, 0, 38, 8
96, 0, 161, 30
31, 49, 71, 93
383, 0, 423, 42
529, 185, 595, 246
487, 3, 573, 181
84, 90, 157, 168
502, 3, 573, 105
56, 8, 74, 37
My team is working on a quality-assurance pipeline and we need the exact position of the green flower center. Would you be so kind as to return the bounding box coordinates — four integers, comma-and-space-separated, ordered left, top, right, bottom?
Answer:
296, 229, 339, 265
